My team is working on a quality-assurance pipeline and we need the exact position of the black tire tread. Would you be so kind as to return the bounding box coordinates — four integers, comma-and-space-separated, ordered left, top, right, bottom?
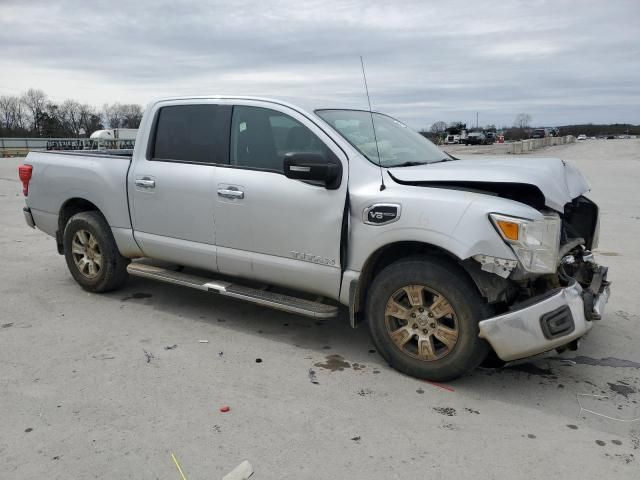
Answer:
63, 211, 129, 293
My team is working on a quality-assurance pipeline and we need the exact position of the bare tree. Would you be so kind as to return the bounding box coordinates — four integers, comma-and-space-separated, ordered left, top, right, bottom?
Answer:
79, 104, 103, 135
60, 100, 83, 136
0, 96, 16, 130
103, 103, 124, 129
514, 113, 532, 129
0, 95, 27, 133
21, 88, 48, 134
430, 121, 447, 134
120, 104, 143, 128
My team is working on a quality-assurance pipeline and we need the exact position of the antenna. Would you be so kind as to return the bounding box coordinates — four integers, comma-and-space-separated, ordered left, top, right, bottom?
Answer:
360, 56, 386, 191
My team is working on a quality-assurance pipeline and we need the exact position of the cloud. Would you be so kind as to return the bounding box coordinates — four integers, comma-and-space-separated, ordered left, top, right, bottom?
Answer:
1, 0, 639, 128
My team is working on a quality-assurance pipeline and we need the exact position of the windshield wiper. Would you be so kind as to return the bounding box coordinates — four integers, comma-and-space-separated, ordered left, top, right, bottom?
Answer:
390, 158, 453, 168
389, 161, 429, 168
430, 157, 454, 164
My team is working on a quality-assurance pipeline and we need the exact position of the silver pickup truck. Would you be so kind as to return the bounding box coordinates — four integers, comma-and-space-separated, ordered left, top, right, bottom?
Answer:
18, 96, 610, 381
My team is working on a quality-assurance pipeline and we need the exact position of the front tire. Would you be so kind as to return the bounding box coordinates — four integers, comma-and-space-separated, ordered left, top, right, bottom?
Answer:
366, 256, 490, 381
63, 211, 129, 292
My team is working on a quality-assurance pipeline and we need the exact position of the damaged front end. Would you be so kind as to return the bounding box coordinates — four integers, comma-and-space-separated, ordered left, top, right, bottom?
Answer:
472, 196, 611, 362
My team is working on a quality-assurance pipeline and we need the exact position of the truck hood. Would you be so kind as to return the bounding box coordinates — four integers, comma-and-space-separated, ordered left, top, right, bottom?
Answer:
388, 156, 590, 212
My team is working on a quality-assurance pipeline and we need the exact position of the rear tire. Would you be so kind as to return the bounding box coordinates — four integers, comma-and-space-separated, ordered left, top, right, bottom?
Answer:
366, 256, 490, 381
63, 211, 129, 293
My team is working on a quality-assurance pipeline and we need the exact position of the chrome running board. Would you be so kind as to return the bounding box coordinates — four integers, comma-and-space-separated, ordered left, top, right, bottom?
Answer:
126, 263, 339, 318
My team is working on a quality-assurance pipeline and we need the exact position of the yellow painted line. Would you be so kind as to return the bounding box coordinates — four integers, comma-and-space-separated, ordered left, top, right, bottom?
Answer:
171, 452, 188, 480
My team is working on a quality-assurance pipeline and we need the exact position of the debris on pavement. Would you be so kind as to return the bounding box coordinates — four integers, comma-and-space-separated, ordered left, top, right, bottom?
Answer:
433, 407, 457, 416
171, 452, 189, 480
198, 340, 209, 343
142, 349, 154, 363
577, 394, 640, 423
255, 358, 262, 363
219, 406, 230, 413
424, 380, 455, 392
350, 436, 361, 442
218, 351, 224, 357
164, 344, 177, 350
222, 460, 253, 480
1, 322, 13, 328
308, 368, 319, 384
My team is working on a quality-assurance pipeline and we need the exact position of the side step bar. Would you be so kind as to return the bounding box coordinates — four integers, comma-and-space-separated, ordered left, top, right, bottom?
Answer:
126, 263, 339, 318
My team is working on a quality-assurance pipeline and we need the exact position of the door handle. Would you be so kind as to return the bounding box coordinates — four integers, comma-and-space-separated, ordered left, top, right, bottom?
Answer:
135, 178, 156, 189
217, 188, 244, 199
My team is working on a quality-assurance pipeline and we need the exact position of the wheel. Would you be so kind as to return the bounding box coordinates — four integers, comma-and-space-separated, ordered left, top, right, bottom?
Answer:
63, 211, 129, 292
366, 256, 490, 381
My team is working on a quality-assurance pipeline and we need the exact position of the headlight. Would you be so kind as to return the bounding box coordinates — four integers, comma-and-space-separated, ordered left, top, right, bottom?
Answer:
490, 212, 561, 273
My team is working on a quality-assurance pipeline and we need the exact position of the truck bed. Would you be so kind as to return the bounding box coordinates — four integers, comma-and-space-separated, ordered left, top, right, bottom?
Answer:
23, 150, 133, 241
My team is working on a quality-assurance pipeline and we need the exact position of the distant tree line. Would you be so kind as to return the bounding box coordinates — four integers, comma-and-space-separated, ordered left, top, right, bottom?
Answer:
0, 88, 143, 138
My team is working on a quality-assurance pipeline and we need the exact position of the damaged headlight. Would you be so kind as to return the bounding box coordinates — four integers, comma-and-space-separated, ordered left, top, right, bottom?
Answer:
490, 212, 561, 274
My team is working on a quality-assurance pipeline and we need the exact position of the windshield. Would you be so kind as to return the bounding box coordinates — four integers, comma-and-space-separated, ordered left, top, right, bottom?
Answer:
316, 109, 451, 167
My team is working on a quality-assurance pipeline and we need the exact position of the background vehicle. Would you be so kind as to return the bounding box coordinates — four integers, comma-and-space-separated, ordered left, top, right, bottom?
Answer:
465, 132, 486, 145
18, 96, 610, 381
577, 134, 587, 140
89, 128, 137, 150
531, 128, 547, 139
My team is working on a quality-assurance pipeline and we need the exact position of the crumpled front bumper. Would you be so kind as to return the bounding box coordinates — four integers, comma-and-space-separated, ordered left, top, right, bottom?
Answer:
478, 268, 610, 362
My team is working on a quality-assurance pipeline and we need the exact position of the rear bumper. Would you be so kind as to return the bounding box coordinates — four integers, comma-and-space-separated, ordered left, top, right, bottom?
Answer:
478, 269, 610, 361
23, 207, 35, 228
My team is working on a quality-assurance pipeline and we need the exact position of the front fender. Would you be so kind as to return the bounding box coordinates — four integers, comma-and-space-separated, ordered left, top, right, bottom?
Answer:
347, 185, 540, 273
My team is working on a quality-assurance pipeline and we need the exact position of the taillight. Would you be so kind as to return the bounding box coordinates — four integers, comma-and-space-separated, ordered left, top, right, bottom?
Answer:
18, 164, 33, 196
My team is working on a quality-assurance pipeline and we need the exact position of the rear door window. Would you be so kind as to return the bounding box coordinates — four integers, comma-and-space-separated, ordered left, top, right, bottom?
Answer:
151, 104, 230, 164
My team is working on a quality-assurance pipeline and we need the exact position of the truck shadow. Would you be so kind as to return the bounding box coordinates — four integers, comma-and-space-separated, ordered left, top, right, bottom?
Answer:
105, 275, 379, 367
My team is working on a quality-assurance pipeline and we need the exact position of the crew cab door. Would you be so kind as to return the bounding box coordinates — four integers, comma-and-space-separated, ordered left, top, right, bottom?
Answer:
128, 101, 231, 270
213, 101, 348, 298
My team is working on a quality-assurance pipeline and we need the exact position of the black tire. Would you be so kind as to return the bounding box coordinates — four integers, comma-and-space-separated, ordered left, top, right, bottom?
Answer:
366, 256, 490, 381
63, 211, 129, 293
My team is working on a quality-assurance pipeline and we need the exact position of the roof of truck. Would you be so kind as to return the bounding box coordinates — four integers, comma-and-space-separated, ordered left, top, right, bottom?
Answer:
150, 95, 373, 117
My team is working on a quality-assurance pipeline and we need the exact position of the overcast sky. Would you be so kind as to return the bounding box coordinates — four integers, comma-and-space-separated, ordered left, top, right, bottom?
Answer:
1, 0, 639, 128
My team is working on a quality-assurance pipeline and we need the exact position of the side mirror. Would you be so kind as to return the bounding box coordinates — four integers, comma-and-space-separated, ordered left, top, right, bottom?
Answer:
283, 152, 342, 189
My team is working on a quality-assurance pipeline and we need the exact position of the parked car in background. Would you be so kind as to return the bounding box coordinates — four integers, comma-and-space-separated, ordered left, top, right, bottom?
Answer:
484, 132, 496, 144
577, 134, 587, 141
465, 132, 486, 145
531, 128, 547, 139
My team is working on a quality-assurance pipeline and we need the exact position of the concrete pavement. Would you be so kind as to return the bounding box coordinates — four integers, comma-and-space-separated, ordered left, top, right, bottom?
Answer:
1, 139, 639, 479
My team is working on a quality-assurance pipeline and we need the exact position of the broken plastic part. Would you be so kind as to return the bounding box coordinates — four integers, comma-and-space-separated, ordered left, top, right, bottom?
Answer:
472, 254, 517, 279
222, 460, 253, 480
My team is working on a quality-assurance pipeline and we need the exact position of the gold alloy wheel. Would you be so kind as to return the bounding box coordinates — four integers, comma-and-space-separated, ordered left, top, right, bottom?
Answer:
71, 229, 103, 279
384, 285, 459, 361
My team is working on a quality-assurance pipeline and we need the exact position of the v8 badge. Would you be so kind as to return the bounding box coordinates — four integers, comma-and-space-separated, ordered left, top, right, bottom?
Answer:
363, 203, 401, 225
